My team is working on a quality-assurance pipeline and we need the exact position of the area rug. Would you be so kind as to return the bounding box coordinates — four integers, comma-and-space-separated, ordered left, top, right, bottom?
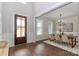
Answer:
44, 40, 79, 55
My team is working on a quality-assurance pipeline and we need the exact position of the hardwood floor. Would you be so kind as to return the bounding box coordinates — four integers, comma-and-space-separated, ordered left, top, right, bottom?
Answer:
9, 41, 78, 56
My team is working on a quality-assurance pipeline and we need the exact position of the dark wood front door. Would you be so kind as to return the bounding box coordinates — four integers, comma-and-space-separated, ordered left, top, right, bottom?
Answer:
15, 14, 27, 45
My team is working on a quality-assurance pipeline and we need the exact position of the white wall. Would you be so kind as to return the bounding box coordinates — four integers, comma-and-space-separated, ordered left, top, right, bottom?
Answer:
35, 17, 56, 41
1, 2, 66, 47
2, 2, 35, 47
1, 2, 75, 47
0, 3, 2, 40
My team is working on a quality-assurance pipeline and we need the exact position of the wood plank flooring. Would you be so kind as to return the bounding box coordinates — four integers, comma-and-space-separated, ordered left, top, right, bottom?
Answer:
9, 41, 78, 56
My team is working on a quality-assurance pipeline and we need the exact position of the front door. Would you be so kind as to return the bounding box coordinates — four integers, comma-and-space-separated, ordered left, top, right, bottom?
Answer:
15, 14, 27, 45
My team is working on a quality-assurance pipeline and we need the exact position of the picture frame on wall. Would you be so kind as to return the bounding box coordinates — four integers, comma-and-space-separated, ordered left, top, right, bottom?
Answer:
63, 23, 73, 32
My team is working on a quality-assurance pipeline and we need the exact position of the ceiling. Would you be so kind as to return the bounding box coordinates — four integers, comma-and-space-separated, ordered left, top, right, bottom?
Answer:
40, 2, 79, 20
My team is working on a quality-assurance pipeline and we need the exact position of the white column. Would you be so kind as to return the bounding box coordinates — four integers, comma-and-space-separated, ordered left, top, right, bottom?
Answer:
0, 2, 2, 40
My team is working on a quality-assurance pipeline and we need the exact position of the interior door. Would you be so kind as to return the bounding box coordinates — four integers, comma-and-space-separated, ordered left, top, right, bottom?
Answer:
15, 14, 27, 45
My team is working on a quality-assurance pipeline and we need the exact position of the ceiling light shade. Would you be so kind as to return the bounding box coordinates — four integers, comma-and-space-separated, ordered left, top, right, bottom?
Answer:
21, 2, 27, 4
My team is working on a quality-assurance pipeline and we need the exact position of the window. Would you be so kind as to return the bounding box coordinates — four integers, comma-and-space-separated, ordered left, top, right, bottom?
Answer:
36, 19, 43, 35
48, 22, 53, 34
16, 17, 25, 37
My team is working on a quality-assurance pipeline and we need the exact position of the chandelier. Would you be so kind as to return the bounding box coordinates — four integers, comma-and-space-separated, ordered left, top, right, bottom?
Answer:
56, 14, 64, 34
56, 14, 64, 25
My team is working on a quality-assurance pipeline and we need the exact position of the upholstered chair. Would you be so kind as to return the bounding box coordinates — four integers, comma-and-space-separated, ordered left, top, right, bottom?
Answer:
0, 41, 9, 56
62, 34, 69, 43
55, 34, 61, 41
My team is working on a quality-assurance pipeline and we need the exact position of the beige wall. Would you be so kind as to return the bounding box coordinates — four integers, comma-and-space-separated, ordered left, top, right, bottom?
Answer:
55, 16, 79, 36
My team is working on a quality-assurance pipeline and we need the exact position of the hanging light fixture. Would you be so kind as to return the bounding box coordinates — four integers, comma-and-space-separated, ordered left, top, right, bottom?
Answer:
56, 14, 62, 25
56, 14, 64, 34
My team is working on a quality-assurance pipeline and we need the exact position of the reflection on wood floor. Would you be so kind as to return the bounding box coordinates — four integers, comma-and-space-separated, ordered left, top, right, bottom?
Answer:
9, 41, 78, 56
